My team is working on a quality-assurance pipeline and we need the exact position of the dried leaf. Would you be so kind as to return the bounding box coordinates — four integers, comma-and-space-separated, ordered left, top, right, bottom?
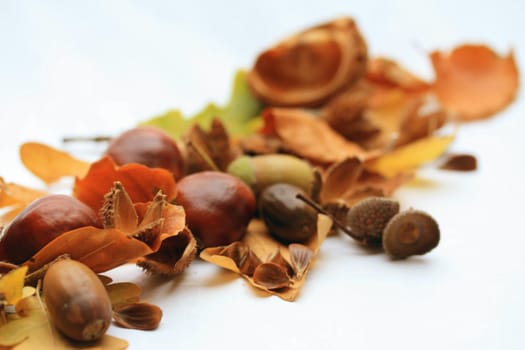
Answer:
113, 302, 162, 331
201, 214, 332, 301
430, 44, 519, 121
263, 108, 367, 164
0, 296, 128, 349
23, 226, 152, 273
0, 178, 47, 225
19, 142, 91, 184
365, 135, 454, 177
74, 156, 177, 212
0, 266, 27, 305
106, 282, 142, 308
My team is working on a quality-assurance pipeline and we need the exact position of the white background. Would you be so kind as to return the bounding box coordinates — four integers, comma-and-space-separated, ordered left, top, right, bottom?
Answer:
1, 1, 524, 349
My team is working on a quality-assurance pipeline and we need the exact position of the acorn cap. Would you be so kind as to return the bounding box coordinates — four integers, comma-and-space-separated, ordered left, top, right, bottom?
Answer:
382, 209, 440, 259
346, 197, 400, 241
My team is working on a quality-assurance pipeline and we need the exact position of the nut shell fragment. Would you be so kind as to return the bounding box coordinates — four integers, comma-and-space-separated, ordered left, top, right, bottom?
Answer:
253, 262, 291, 290
248, 17, 367, 107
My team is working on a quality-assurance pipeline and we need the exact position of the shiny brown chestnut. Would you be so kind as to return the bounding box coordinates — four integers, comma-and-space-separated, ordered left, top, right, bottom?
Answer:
0, 195, 100, 264
43, 259, 113, 342
105, 126, 184, 180
175, 171, 256, 249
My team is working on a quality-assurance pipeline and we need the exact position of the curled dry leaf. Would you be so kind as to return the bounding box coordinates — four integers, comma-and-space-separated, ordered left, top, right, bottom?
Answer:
19, 142, 92, 185
74, 156, 177, 212
262, 108, 367, 164
113, 302, 163, 331
200, 214, 332, 301
430, 44, 519, 121
0, 266, 28, 307
248, 16, 368, 107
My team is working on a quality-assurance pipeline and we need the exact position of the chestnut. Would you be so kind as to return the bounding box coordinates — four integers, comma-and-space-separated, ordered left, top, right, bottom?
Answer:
104, 126, 184, 180
0, 195, 100, 264
175, 171, 256, 249
43, 259, 113, 342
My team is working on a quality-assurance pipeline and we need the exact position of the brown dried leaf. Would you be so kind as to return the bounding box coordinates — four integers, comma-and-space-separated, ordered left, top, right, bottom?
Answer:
19, 142, 91, 184
113, 302, 162, 331
263, 108, 367, 164
201, 214, 332, 301
430, 44, 519, 121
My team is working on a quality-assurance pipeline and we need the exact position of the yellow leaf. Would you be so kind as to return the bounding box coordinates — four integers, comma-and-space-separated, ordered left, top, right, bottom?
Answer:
0, 296, 128, 350
19, 142, 91, 184
365, 135, 454, 177
0, 266, 28, 305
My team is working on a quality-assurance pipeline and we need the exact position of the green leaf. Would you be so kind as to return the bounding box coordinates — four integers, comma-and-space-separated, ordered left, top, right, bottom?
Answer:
140, 70, 263, 139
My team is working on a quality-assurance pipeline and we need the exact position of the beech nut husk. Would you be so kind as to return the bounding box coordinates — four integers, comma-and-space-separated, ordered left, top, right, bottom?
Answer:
43, 259, 113, 342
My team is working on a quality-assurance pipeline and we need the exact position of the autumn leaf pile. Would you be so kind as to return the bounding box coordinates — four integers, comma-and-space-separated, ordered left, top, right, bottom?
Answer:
0, 16, 519, 349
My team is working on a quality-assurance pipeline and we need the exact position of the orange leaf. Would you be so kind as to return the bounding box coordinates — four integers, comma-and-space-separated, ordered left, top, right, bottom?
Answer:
430, 44, 519, 121
24, 226, 153, 273
0, 178, 47, 224
74, 156, 177, 212
264, 108, 367, 164
19, 142, 91, 184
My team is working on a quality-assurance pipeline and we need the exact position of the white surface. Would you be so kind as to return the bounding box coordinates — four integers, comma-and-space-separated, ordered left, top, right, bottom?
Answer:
1, 1, 525, 349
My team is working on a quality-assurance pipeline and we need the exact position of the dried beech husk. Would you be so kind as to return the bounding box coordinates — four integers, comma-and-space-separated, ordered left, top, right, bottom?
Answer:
288, 244, 314, 279
248, 17, 368, 107
23, 183, 189, 276
366, 57, 430, 92
200, 214, 332, 301
252, 263, 291, 290
113, 302, 163, 331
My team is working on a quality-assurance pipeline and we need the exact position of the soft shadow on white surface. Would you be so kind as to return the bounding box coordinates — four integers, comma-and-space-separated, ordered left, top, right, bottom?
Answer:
1, 1, 524, 349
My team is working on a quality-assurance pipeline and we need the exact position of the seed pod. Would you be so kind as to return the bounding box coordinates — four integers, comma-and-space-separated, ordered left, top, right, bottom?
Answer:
227, 154, 314, 195
43, 259, 113, 342
259, 183, 317, 244
382, 209, 440, 259
346, 197, 400, 243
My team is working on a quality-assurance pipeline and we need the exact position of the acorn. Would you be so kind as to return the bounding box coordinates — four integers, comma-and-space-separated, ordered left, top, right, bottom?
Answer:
227, 154, 314, 195
104, 126, 184, 180
175, 171, 256, 249
0, 195, 100, 264
259, 183, 317, 244
346, 197, 400, 244
382, 209, 440, 259
43, 259, 113, 342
